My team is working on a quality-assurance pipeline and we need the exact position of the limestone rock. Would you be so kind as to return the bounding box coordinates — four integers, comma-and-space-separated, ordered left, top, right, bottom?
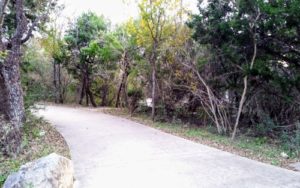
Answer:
4, 153, 74, 188
280, 152, 289, 159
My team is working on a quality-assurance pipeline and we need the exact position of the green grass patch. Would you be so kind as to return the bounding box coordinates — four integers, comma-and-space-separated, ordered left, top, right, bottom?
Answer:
151, 121, 293, 167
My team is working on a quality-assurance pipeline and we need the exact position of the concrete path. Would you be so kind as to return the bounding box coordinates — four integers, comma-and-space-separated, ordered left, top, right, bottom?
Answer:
37, 105, 300, 188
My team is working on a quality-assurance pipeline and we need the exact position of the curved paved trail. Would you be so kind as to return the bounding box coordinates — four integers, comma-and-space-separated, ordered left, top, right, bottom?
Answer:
37, 105, 300, 188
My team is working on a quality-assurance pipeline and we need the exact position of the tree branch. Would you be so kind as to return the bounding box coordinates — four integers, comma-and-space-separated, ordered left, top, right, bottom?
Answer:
0, 0, 9, 28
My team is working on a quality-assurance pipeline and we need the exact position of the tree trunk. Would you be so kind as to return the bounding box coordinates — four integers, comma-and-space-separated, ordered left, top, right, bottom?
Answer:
231, 34, 258, 140
53, 62, 58, 103
116, 52, 130, 108
85, 88, 89, 106
115, 80, 124, 108
87, 88, 97, 107
151, 63, 156, 121
0, 0, 48, 156
58, 64, 63, 103
116, 72, 129, 108
101, 84, 108, 107
123, 82, 128, 107
78, 74, 86, 105
0, 42, 24, 155
53, 62, 63, 104
86, 75, 97, 107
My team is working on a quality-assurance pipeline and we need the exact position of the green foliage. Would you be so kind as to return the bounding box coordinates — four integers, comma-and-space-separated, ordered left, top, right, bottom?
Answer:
0, 50, 8, 64
0, 174, 6, 186
189, 0, 300, 138
127, 88, 143, 98
11, 0, 300, 159
3, 0, 58, 39
21, 40, 54, 109
254, 113, 276, 137
64, 12, 108, 58
127, 88, 143, 115
280, 123, 300, 157
24, 119, 43, 139
0, 158, 21, 186
62, 12, 122, 106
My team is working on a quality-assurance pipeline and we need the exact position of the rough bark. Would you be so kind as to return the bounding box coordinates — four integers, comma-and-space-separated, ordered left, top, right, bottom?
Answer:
85, 87, 89, 106
58, 63, 63, 103
0, 51, 25, 124
101, 84, 108, 107
53, 62, 64, 104
78, 74, 86, 105
0, 0, 27, 155
86, 74, 97, 107
116, 52, 130, 108
78, 71, 96, 107
53, 62, 59, 103
116, 80, 124, 107
1, 0, 54, 155
150, 43, 158, 121
151, 63, 156, 121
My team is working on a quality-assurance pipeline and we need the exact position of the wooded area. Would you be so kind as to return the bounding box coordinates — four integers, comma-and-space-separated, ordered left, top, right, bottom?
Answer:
1, 0, 300, 157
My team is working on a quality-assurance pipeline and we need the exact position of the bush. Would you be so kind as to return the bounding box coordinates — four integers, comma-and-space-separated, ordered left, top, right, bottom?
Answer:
127, 88, 143, 116
0, 116, 22, 157
281, 122, 300, 157
254, 114, 276, 137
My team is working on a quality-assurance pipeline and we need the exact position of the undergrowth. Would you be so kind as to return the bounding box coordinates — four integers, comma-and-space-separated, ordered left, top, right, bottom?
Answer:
0, 114, 70, 186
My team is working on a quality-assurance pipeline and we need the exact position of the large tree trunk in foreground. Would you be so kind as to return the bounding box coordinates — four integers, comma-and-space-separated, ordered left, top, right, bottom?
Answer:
0, 0, 25, 156
0, 44, 24, 155
0, 0, 25, 155
0, 51, 25, 124
1, 0, 54, 156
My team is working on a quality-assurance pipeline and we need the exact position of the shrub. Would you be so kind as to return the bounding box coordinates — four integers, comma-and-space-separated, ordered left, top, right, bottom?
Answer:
254, 113, 276, 137
281, 122, 300, 157
127, 88, 143, 116
0, 116, 22, 157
